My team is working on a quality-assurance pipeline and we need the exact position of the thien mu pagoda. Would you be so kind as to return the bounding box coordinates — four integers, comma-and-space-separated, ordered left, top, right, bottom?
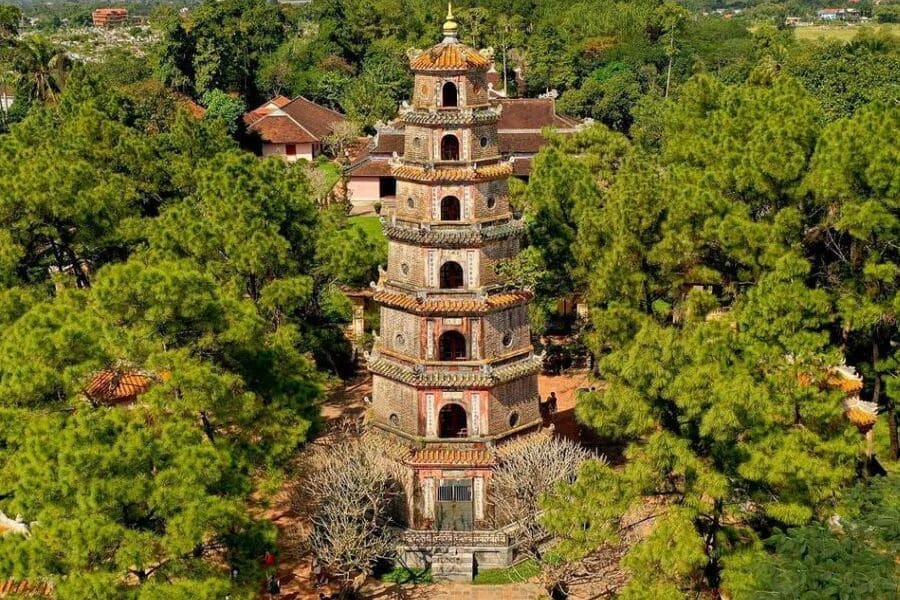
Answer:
365, 3, 543, 580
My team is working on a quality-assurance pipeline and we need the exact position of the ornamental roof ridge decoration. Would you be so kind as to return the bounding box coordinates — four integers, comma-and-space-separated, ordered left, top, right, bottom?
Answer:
368, 353, 541, 387
382, 220, 524, 247
390, 161, 514, 183
372, 289, 533, 316
409, 2, 491, 72
401, 107, 501, 126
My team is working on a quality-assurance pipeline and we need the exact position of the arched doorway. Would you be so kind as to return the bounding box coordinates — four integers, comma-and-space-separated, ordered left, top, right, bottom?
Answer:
440, 196, 460, 221
439, 403, 468, 437
442, 81, 458, 107
438, 330, 467, 360
440, 135, 460, 161
439, 261, 464, 289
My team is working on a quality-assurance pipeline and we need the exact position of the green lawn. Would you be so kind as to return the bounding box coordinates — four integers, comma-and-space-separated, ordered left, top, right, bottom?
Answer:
379, 566, 432, 584
319, 160, 342, 191
794, 24, 900, 43
349, 215, 386, 246
473, 559, 540, 585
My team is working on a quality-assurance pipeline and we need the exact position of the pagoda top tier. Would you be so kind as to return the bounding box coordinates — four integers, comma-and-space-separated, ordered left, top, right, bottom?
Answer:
409, 2, 490, 72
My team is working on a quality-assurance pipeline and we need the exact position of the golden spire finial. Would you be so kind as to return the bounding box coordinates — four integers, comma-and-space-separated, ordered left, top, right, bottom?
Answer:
442, 1, 459, 41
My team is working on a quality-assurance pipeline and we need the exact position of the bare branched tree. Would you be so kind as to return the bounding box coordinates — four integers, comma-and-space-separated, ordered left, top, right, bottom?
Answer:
323, 120, 361, 158
490, 435, 593, 561
290, 439, 404, 598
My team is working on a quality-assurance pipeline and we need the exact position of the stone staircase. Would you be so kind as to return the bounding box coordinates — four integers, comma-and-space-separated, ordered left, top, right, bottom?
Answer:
431, 549, 474, 582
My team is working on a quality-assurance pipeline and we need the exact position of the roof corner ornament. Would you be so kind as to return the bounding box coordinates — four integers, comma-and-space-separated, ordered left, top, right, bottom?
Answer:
442, 1, 459, 43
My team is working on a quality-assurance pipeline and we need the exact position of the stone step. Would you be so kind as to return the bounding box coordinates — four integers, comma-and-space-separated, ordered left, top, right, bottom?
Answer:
431, 550, 474, 582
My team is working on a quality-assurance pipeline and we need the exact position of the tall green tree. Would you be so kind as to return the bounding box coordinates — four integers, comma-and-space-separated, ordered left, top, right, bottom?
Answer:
155, 0, 285, 101
538, 74, 876, 596
805, 103, 900, 459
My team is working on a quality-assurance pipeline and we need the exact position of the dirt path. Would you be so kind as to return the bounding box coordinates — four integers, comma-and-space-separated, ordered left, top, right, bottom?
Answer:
359, 581, 548, 599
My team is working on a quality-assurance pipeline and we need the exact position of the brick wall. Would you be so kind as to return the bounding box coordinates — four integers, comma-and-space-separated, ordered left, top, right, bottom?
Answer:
404, 125, 432, 162
413, 75, 438, 109
470, 125, 499, 161
483, 305, 530, 358
488, 376, 540, 435
465, 71, 489, 106
372, 374, 419, 435
413, 73, 488, 110
471, 180, 509, 221
395, 180, 433, 221
387, 240, 426, 287
381, 307, 423, 358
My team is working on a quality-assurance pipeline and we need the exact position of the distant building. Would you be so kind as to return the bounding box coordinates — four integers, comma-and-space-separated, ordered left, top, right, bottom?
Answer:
243, 95, 346, 162
817, 8, 859, 21
92, 8, 128, 28
0, 85, 13, 112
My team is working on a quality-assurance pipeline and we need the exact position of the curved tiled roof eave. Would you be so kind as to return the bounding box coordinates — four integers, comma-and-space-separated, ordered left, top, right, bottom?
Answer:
368, 354, 541, 388
373, 289, 533, 316
391, 162, 514, 183
409, 42, 491, 71
382, 220, 524, 247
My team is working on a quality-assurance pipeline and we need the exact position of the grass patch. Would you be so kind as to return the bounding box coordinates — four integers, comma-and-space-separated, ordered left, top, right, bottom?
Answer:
793, 24, 900, 43
473, 559, 540, 584
349, 215, 387, 248
379, 566, 432, 584
318, 160, 342, 191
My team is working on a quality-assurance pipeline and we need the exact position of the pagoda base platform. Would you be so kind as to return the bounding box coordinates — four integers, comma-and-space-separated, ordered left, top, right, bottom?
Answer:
397, 528, 517, 579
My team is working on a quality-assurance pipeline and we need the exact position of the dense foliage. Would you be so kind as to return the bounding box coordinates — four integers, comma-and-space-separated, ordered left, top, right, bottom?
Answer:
0, 61, 380, 596
527, 66, 898, 600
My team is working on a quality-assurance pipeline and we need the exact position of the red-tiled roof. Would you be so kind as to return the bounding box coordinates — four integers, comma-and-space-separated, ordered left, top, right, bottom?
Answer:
407, 448, 495, 466
374, 291, 531, 315
499, 132, 549, 154
85, 369, 155, 405
372, 131, 405, 155
93, 8, 127, 16
172, 92, 205, 119
249, 114, 317, 144
512, 157, 532, 177
498, 98, 579, 130
347, 159, 394, 177
410, 42, 490, 71
0, 580, 54, 597
245, 96, 345, 144
244, 95, 296, 126
271, 95, 291, 108
280, 96, 345, 140
847, 406, 878, 428
391, 162, 513, 182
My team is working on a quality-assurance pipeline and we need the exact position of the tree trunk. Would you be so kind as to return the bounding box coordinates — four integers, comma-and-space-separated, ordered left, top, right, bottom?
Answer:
873, 338, 898, 460
665, 33, 675, 98
889, 407, 899, 462
199, 411, 216, 443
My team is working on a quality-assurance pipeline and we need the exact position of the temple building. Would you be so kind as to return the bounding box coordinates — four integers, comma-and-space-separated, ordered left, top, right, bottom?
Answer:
366, 4, 543, 580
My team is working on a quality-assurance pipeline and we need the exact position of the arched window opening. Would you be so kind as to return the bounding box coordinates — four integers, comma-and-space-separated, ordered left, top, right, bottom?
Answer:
439, 261, 464, 289
439, 403, 468, 438
440, 135, 460, 161
438, 330, 467, 361
440, 196, 461, 221
442, 82, 458, 107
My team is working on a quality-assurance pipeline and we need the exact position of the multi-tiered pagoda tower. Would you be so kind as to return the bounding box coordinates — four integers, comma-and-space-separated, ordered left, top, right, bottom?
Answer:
367, 3, 542, 577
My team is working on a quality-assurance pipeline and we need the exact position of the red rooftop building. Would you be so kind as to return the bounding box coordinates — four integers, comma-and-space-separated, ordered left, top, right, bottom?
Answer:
92, 8, 128, 28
